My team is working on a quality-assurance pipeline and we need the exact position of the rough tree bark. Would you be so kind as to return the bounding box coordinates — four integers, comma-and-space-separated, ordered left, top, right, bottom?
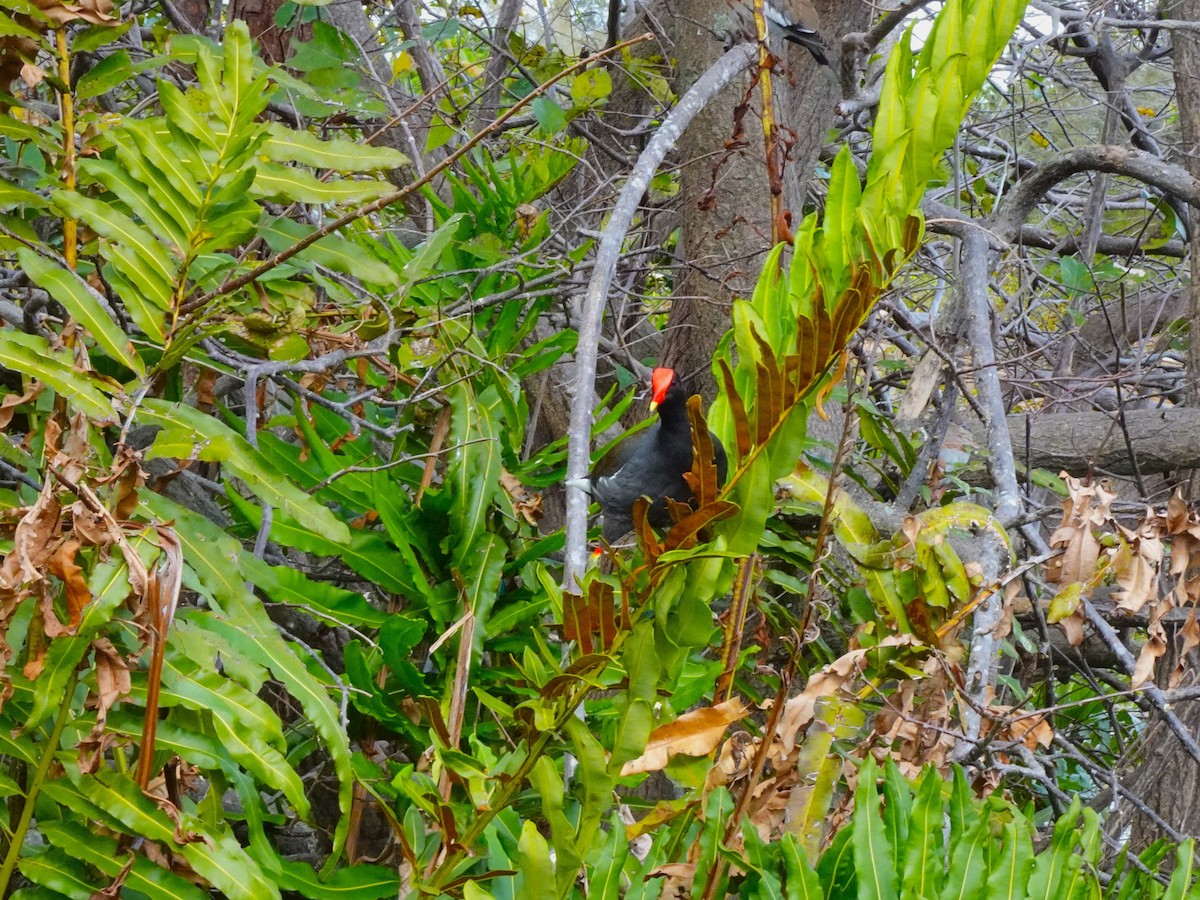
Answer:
1102, 0, 1200, 854
659, 0, 869, 399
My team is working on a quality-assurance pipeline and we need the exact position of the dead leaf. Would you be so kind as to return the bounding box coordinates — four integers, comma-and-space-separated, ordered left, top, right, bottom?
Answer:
1131, 621, 1167, 689
1113, 525, 1163, 613
32, 0, 116, 25
1059, 610, 1085, 647
1047, 475, 1115, 584
19, 62, 44, 88
702, 730, 753, 795
1172, 609, 1200, 688
0, 382, 41, 429
47, 539, 89, 629
621, 698, 748, 776
499, 469, 541, 525
71, 500, 110, 546
0, 481, 62, 590
647, 862, 694, 897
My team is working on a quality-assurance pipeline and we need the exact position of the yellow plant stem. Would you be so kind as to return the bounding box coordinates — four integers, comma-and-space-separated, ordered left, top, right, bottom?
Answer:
55, 28, 77, 271
751, 0, 785, 245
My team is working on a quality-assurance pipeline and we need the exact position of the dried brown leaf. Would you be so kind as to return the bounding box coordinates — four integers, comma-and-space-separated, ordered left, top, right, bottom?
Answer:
1059, 610, 1085, 647
1131, 622, 1167, 689
499, 469, 541, 525
33, 0, 116, 25
0, 483, 61, 590
93, 637, 131, 717
0, 382, 41, 429
47, 539, 89, 629
1172, 609, 1200, 688
702, 730, 754, 795
1113, 527, 1163, 613
621, 698, 748, 776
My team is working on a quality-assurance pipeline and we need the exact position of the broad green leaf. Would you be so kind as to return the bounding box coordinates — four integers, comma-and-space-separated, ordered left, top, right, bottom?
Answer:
515, 820, 555, 900
254, 564, 388, 627
17, 249, 144, 375
18, 848, 99, 899
0, 331, 117, 421
139, 493, 356, 874
532, 97, 567, 135
81, 157, 189, 251
781, 834, 823, 900
53, 190, 178, 286
854, 758, 897, 900
0, 182, 48, 209
262, 123, 407, 170
250, 162, 394, 203
273, 858, 400, 900
67, 768, 278, 900
901, 768, 947, 900
40, 822, 209, 900
1026, 799, 1083, 900
984, 804, 1035, 900
586, 816, 629, 900
260, 217, 400, 287
529, 756, 582, 896
75, 49, 132, 100
139, 398, 349, 543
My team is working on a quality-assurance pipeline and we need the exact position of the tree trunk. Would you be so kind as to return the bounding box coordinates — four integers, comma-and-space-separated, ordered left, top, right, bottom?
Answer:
1105, 0, 1200, 855
660, 0, 867, 399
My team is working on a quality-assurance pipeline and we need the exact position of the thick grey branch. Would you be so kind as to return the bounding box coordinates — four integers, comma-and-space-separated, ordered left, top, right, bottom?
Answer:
957, 226, 1022, 756
1002, 408, 1200, 476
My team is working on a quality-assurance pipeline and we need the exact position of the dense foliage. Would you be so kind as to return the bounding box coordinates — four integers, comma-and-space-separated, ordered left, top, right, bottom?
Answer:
3, 0, 1200, 897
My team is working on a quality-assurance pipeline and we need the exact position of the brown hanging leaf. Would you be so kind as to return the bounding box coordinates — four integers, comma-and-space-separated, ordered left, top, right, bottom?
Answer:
1112, 525, 1163, 614
1046, 475, 1115, 585
93, 636, 131, 715
717, 359, 751, 461
621, 698, 748, 776
751, 327, 783, 446
701, 730, 754, 795
32, 0, 117, 25
47, 538, 89, 629
647, 863, 694, 895
631, 497, 661, 563
0, 482, 62, 591
0, 382, 41, 430
499, 469, 542, 525
563, 592, 594, 656
683, 395, 720, 507
77, 637, 131, 773
663, 501, 738, 553
109, 446, 145, 520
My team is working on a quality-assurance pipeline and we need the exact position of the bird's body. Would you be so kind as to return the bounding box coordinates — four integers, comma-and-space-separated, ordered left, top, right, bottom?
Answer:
584, 368, 728, 543
765, 0, 830, 66
736, 0, 832, 69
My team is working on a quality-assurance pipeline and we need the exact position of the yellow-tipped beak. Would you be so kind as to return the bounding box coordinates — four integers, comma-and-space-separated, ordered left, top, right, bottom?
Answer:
649, 400, 659, 412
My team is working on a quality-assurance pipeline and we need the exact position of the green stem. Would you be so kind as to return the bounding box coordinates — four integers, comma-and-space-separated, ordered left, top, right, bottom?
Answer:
0, 672, 77, 895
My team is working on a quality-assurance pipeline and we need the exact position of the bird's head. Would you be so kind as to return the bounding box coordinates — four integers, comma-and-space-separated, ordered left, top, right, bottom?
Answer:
649, 367, 678, 412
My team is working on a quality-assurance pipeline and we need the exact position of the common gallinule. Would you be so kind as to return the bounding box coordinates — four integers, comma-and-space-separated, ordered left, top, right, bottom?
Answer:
577, 367, 728, 543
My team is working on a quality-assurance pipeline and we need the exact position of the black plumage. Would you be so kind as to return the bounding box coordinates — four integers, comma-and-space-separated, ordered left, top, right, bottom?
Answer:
589, 367, 728, 543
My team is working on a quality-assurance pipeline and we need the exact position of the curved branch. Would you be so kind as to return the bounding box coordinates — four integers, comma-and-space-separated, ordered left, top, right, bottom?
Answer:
989, 144, 1200, 244
561, 42, 758, 589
